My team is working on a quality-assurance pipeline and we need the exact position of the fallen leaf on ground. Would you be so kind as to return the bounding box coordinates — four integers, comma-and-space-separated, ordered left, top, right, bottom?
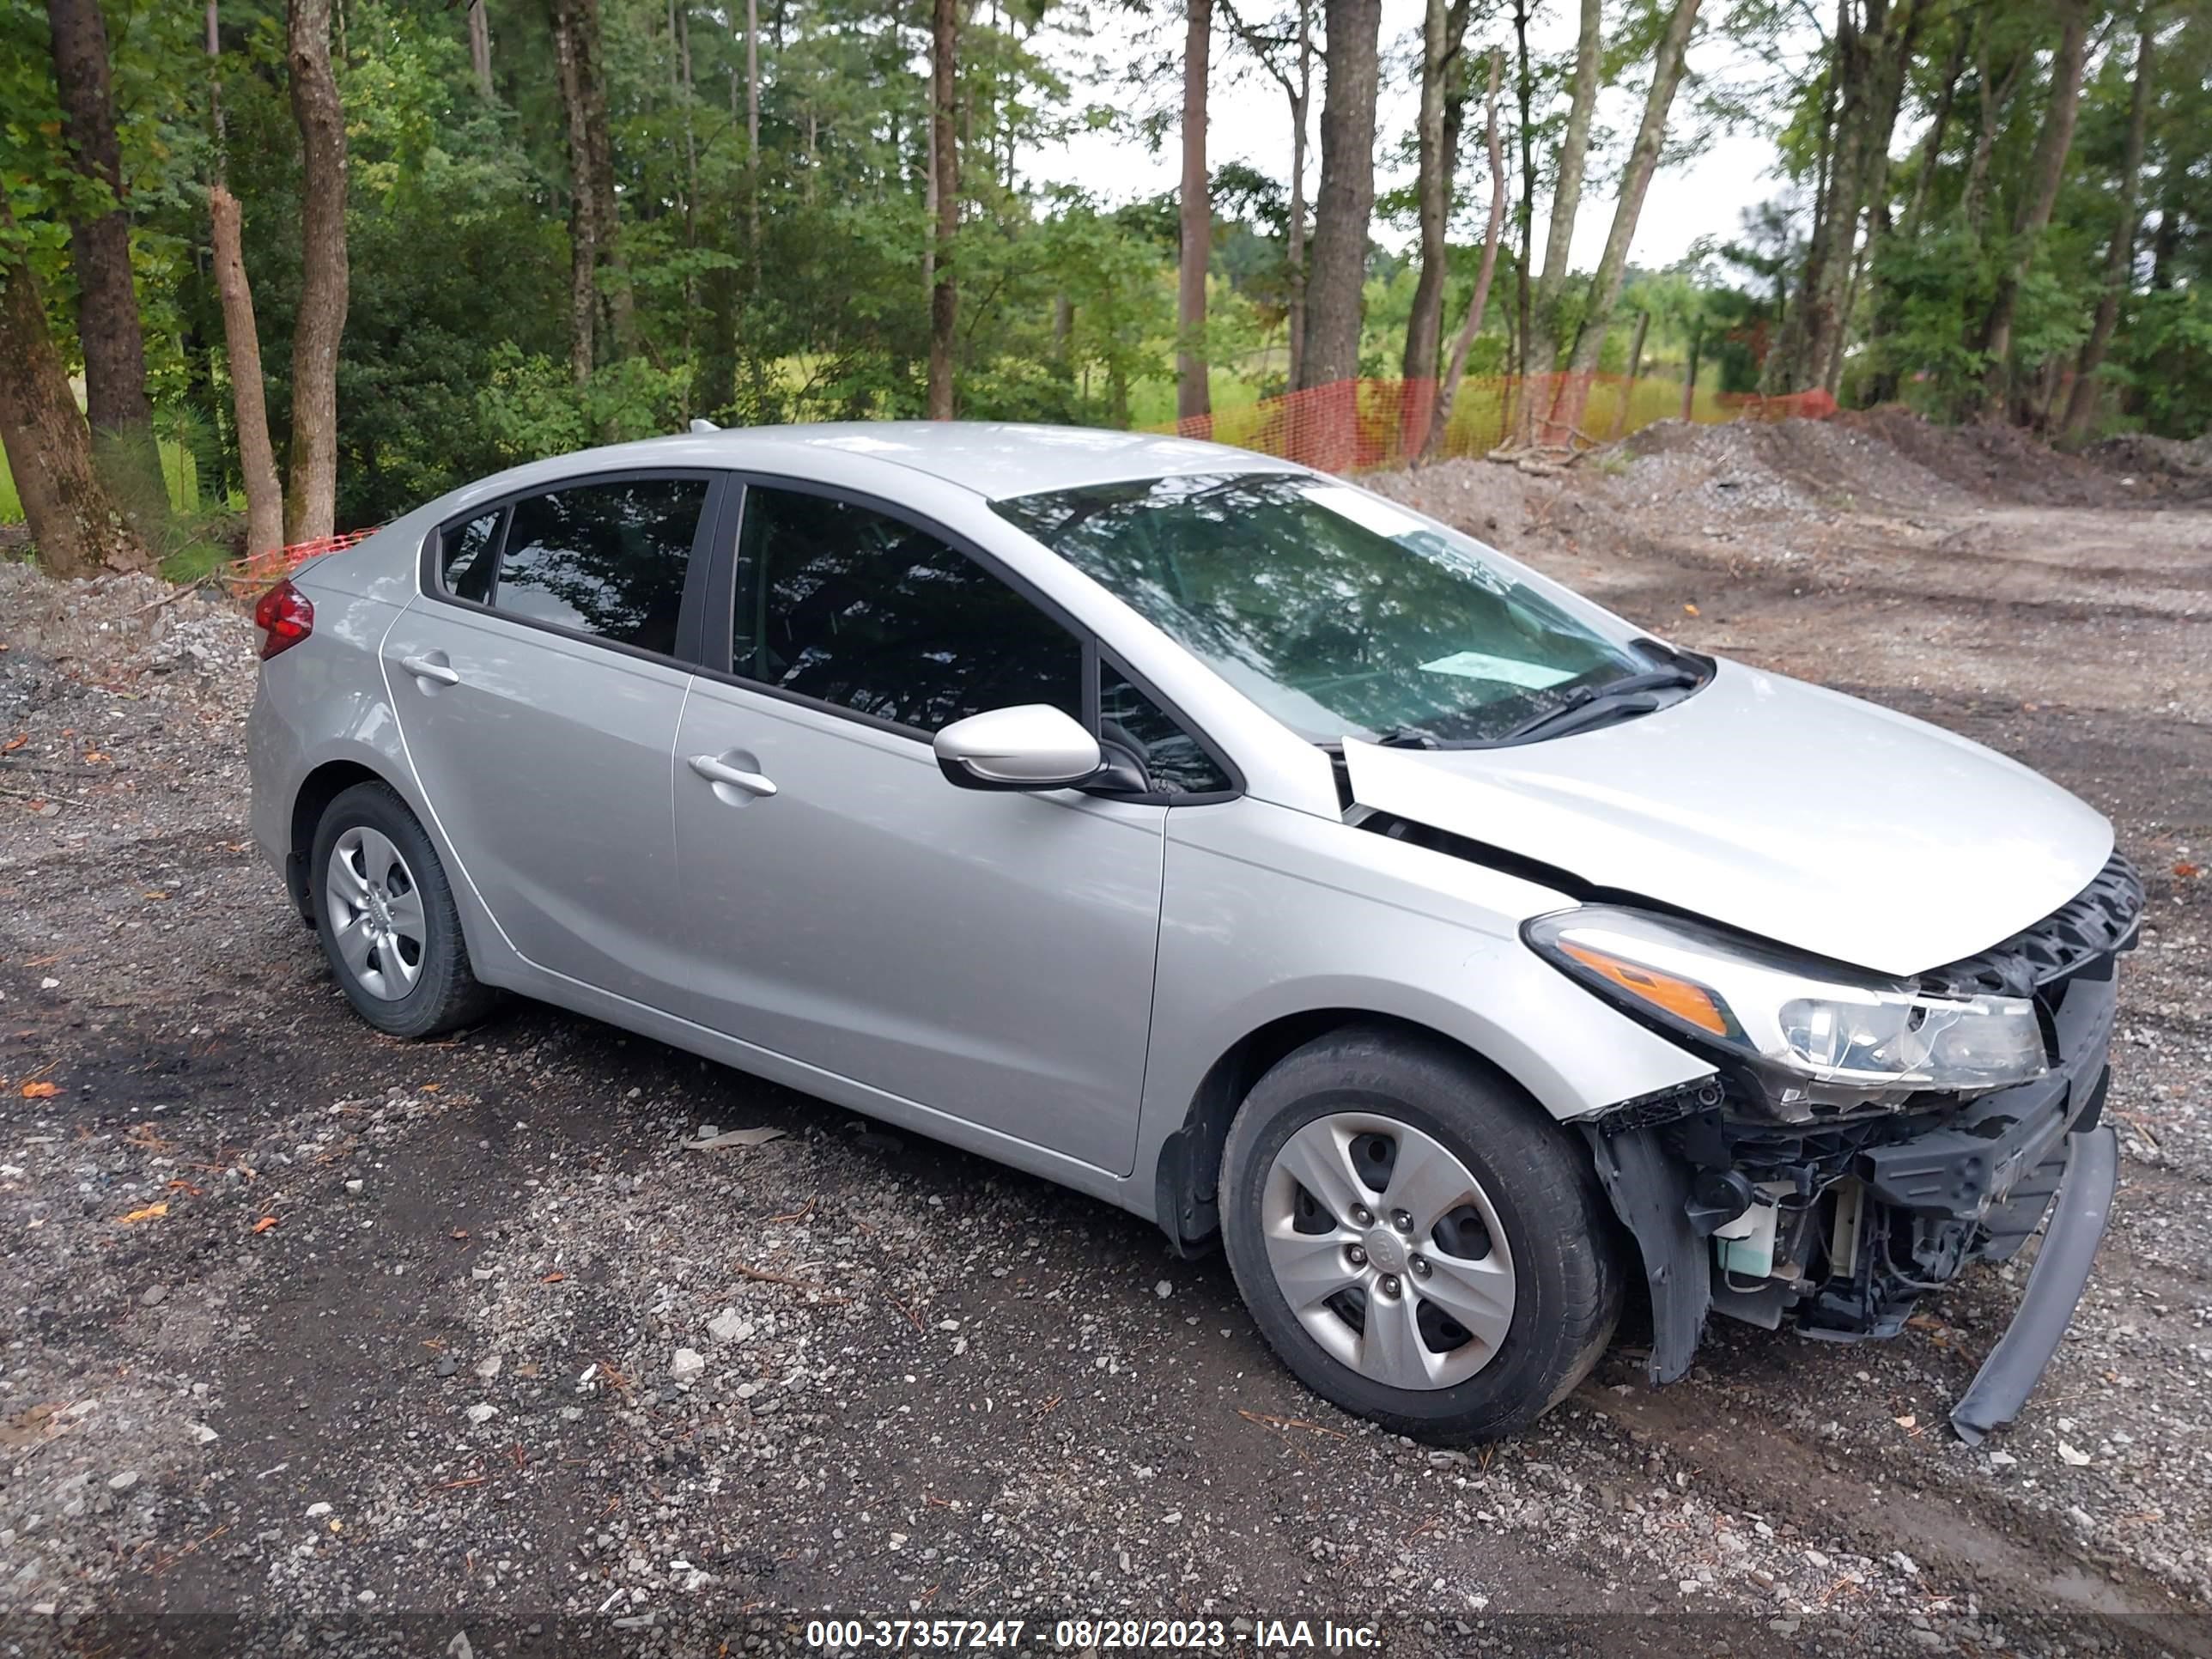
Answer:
419, 1082, 442, 1093
143, 891, 169, 901
2, 734, 25, 753
20, 1081, 58, 1099
119, 1203, 169, 1224
252, 1215, 279, 1234
2175, 862, 2202, 878
686, 1126, 786, 1152
541, 1271, 566, 1283
1682, 602, 1701, 617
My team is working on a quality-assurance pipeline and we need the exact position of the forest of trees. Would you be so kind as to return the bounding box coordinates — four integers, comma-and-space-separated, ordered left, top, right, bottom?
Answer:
2, 0, 2208, 580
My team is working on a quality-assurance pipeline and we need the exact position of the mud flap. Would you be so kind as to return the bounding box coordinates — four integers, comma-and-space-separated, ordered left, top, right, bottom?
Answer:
1949, 1126, 2118, 1445
1582, 1124, 1709, 1384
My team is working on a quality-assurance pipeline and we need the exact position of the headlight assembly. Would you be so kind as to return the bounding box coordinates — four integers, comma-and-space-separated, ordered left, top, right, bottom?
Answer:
1524, 905, 2047, 1116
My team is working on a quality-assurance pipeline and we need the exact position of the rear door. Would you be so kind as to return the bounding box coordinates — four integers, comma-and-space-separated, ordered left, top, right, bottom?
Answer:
384, 471, 724, 1006
667, 482, 1210, 1175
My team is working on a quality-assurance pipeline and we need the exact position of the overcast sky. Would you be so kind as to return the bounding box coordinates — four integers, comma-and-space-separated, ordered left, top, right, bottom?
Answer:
1031, 0, 1802, 274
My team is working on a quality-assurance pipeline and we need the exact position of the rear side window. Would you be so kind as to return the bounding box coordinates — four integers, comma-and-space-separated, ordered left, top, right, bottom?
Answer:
439, 510, 501, 605
489, 477, 708, 656
734, 486, 1083, 732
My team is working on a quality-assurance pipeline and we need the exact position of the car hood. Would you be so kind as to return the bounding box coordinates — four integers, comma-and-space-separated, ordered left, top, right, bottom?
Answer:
1340, 659, 2113, 977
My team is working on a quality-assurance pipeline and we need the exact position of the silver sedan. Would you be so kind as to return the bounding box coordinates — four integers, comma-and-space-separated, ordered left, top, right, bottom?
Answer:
248, 423, 2136, 1442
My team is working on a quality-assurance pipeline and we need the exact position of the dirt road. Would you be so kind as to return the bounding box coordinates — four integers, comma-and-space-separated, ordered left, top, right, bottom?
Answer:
2, 416, 2207, 1656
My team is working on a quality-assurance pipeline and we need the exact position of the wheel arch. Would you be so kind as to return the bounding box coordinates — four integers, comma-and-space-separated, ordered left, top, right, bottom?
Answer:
285, 758, 392, 922
1151, 1008, 1565, 1257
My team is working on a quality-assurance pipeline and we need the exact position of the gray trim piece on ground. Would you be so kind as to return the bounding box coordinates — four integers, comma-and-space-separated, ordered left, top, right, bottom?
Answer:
1950, 1126, 2119, 1445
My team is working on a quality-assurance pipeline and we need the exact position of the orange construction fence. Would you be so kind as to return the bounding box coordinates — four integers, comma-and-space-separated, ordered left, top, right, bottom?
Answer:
1153, 374, 1835, 473
224, 527, 377, 599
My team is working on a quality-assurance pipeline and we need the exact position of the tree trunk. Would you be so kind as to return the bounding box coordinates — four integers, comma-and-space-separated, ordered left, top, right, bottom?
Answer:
1528, 0, 1601, 378
747, 0, 760, 285
927, 0, 959, 418
1401, 0, 1473, 392
208, 186, 285, 560
1510, 0, 1534, 441
1420, 48, 1504, 464
1611, 306, 1650, 438
1978, 0, 2090, 406
551, 0, 596, 382
1297, 0, 1382, 390
0, 208, 153, 579
2062, 7, 2154, 438
1176, 0, 1212, 422
467, 0, 494, 98
1961, 39, 2027, 235
1680, 319, 1703, 419
1285, 0, 1310, 392
1555, 0, 1700, 434
285, 0, 349, 546
1823, 0, 1922, 398
1901, 21, 1969, 240
45, 0, 166, 517
549, 0, 623, 384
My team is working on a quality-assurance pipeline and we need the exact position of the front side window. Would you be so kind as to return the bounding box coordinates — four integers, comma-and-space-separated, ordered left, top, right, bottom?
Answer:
734, 486, 1083, 732
1102, 665, 1230, 796
490, 477, 708, 656
994, 473, 1650, 746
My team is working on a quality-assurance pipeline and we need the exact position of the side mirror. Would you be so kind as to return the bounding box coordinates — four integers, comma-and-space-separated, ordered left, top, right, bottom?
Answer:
933, 704, 1104, 792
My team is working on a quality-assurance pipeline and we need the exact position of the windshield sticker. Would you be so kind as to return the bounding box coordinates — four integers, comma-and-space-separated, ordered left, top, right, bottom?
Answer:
1300, 484, 1427, 540
1419, 650, 1580, 690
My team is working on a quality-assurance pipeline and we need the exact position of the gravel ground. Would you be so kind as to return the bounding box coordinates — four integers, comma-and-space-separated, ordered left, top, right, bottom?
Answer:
2, 415, 2208, 1657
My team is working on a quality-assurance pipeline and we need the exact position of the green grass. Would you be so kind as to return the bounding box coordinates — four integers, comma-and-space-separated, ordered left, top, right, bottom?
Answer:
0, 434, 204, 525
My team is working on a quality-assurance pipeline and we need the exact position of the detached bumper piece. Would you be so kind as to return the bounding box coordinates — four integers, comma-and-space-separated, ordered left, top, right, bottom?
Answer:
1586, 853, 2140, 1434
1950, 1125, 2118, 1444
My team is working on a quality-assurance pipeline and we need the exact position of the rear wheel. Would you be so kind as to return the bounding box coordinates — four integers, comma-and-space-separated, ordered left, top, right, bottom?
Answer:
1218, 1025, 1620, 1443
311, 781, 497, 1038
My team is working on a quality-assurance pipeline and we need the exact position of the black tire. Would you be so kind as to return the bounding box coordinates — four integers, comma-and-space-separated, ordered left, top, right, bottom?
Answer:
309, 781, 499, 1039
1218, 1024, 1621, 1443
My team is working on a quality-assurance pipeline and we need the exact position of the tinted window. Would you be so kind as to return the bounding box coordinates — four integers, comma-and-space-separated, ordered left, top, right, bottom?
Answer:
737, 486, 1082, 732
493, 477, 708, 656
440, 510, 501, 605
995, 473, 1644, 745
1102, 665, 1230, 796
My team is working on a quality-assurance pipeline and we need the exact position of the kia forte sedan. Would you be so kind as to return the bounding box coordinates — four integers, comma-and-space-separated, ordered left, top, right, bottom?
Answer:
247, 423, 2137, 1443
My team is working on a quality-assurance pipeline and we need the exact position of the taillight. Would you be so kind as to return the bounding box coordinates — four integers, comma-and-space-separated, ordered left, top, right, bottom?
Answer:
253, 578, 314, 659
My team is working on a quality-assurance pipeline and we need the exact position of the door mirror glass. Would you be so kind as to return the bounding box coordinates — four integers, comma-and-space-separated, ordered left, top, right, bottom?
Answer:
933, 705, 1103, 792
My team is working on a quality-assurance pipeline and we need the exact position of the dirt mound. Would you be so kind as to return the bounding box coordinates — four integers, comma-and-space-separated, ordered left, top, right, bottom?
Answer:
2082, 430, 2212, 496
1832, 405, 2132, 507
1602, 415, 1973, 520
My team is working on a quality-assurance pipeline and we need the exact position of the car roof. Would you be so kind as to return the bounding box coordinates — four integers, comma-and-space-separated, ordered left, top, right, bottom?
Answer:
495, 422, 1310, 502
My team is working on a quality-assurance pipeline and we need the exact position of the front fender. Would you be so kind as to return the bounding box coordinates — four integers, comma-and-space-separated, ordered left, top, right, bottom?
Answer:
1132, 798, 1712, 1224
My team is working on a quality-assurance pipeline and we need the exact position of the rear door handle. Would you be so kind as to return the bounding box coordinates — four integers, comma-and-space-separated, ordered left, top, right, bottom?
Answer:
688, 753, 777, 798
400, 653, 461, 687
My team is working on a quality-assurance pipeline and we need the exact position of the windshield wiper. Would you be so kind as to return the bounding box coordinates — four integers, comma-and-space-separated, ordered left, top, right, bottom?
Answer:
1492, 666, 1705, 745
1369, 725, 1443, 750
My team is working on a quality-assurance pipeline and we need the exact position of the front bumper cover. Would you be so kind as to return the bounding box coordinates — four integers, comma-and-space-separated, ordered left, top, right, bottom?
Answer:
1582, 855, 2137, 1438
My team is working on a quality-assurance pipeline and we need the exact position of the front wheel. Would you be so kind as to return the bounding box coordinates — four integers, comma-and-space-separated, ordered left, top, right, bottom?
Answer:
1218, 1025, 1622, 1443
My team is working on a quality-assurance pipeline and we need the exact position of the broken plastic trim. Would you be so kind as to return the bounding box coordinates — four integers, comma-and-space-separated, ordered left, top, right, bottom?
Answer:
1948, 1125, 2118, 1445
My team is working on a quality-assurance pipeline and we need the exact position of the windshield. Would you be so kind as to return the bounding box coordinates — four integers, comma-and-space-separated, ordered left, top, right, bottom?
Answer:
992, 472, 1652, 745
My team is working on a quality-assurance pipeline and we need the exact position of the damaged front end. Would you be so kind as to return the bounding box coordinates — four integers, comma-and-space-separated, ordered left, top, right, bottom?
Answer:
1571, 852, 2142, 1440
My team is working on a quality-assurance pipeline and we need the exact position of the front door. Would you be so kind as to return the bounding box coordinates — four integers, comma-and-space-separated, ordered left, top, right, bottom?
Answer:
384, 471, 719, 1006
670, 483, 1167, 1175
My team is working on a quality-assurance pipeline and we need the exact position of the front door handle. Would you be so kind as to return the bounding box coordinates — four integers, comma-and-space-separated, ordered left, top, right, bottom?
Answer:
688, 753, 778, 799
400, 653, 461, 687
